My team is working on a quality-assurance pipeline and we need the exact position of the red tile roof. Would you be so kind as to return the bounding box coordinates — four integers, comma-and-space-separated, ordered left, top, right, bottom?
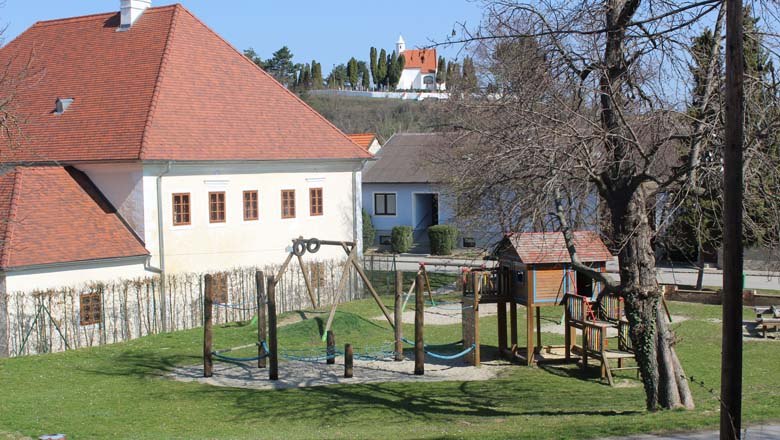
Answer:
0, 166, 148, 269
0, 5, 370, 163
503, 231, 613, 265
401, 49, 437, 73
346, 133, 377, 150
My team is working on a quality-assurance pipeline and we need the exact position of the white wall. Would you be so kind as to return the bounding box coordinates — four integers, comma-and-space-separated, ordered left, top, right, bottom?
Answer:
3, 257, 151, 293
144, 161, 362, 274
78, 163, 146, 238
398, 68, 421, 90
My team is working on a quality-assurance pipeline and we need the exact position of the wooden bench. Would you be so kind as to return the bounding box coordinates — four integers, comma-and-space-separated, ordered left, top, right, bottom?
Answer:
750, 305, 780, 338
582, 321, 638, 386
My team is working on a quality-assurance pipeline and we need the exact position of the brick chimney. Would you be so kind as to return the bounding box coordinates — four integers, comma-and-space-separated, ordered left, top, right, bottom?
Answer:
120, 0, 151, 29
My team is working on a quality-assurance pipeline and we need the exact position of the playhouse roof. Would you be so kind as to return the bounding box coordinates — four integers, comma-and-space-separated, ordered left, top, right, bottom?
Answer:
0, 4, 370, 163
0, 166, 148, 270
501, 231, 613, 265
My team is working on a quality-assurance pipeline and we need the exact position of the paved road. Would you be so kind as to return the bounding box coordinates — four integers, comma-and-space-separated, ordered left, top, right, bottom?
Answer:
387, 254, 780, 291
600, 424, 780, 440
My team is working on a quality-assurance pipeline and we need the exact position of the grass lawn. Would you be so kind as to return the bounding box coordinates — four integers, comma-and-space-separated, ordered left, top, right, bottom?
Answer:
0, 295, 778, 439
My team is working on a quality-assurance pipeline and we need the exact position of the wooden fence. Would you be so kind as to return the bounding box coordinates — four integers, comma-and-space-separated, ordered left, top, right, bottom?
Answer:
3, 259, 364, 357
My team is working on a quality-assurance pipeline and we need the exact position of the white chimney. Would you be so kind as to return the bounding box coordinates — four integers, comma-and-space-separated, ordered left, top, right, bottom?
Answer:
120, 0, 151, 29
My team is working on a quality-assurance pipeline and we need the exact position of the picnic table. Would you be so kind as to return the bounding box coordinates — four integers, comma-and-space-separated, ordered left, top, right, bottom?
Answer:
746, 306, 780, 338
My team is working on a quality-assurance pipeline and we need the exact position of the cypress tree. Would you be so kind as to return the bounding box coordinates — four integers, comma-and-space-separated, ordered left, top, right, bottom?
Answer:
370, 47, 378, 88
311, 61, 323, 89
302, 63, 311, 89
436, 56, 447, 86
362, 68, 370, 90
462, 57, 477, 89
387, 51, 399, 89
377, 49, 388, 88
347, 57, 359, 89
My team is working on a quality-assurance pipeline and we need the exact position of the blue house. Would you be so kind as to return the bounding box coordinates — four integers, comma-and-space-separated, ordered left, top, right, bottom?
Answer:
361, 133, 459, 249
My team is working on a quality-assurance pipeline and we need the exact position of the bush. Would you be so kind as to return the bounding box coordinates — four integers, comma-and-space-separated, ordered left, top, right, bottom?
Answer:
428, 225, 459, 255
362, 209, 375, 251
391, 226, 414, 253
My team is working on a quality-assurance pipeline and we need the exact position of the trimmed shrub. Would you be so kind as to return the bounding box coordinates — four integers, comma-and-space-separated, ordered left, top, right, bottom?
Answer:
362, 209, 375, 251
428, 225, 459, 255
391, 226, 414, 253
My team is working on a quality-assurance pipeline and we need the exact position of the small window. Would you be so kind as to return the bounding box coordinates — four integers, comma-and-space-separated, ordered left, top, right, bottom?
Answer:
80, 292, 102, 326
374, 193, 396, 216
463, 237, 476, 248
379, 235, 392, 245
243, 191, 259, 221
172, 193, 191, 226
281, 189, 296, 218
309, 188, 323, 216
209, 192, 226, 223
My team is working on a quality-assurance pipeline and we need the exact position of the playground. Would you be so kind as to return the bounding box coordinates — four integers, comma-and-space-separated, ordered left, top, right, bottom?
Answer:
1, 238, 779, 439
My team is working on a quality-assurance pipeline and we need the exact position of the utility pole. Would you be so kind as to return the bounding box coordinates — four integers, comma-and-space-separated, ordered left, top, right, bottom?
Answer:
721, 0, 744, 438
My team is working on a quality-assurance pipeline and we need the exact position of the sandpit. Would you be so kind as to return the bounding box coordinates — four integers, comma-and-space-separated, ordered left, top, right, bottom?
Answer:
169, 357, 509, 390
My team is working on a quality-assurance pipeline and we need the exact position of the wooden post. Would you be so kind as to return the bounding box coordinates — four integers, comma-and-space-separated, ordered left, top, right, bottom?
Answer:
535, 306, 542, 354
203, 274, 214, 377
414, 273, 425, 375
509, 291, 518, 352
722, 0, 744, 437
526, 303, 535, 366
471, 273, 481, 367
394, 270, 404, 361
326, 330, 336, 365
0, 276, 8, 358
296, 254, 318, 308
497, 269, 508, 357
564, 299, 572, 361
267, 275, 279, 381
256, 270, 267, 368
344, 344, 353, 378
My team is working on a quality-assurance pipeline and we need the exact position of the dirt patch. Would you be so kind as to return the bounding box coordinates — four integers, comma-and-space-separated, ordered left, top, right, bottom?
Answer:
169, 357, 510, 390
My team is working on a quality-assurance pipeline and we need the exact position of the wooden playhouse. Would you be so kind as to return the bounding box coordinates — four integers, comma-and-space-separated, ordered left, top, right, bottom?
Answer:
492, 231, 613, 365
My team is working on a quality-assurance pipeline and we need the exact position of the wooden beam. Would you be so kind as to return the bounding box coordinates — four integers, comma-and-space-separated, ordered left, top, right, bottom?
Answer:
322, 245, 358, 339
203, 274, 214, 378
296, 254, 318, 308
394, 270, 404, 361
414, 273, 425, 375
256, 270, 267, 368
339, 242, 394, 328
267, 275, 279, 381
274, 252, 294, 286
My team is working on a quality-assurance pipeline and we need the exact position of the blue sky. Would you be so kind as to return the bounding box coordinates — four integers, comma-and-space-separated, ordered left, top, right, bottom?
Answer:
1, 1, 483, 71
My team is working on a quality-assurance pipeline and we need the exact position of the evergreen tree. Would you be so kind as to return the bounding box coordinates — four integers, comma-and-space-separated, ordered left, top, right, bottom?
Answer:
387, 51, 399, 89
311, 61, 323, 89
377, 49, 388, 88
347, 57, 359, 89
361, 67, 370, 90
436, 56, 447, 86
243, 48, 264, 68
302, 63, 312, 89
462, 56, 478, 89
265, 46, 297, 87
369, 47, 379, 88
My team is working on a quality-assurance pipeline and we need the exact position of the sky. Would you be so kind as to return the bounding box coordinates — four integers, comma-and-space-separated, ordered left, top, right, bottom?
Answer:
0, 0, 484, 71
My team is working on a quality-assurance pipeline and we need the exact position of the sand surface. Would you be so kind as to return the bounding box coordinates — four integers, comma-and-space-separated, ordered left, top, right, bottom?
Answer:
170, 357, 509, 390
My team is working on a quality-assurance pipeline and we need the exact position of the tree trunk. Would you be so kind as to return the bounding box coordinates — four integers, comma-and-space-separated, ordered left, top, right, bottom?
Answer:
610, 184, 694, 411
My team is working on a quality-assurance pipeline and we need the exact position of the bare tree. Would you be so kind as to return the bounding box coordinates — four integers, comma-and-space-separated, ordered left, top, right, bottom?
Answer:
432, 0, 780, 411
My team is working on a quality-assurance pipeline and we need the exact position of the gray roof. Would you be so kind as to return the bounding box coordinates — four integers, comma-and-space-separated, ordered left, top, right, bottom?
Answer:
362, 133, 450, 184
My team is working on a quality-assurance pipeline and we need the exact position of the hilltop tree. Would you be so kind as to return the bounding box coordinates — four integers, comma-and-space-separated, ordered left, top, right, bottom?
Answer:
361, 66, 371, 90
311, 60, 323, 89
461, 56, 478, 90
265, 46, 297, 87
243, 48, 264, 68
370, 47, 379, 88
387, 51, 401, 89
347, 57, 359, 90
327, 63, 347, 89
377, 49, 388, 88
436, 56, 447, 86
301, 63, 312, 90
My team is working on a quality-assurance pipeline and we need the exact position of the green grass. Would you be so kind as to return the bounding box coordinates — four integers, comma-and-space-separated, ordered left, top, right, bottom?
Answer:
1, 297, 778, 439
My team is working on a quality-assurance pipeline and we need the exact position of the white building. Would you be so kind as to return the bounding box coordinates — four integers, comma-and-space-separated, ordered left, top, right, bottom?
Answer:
395, 36, 442, 91
0, 1, 370, 294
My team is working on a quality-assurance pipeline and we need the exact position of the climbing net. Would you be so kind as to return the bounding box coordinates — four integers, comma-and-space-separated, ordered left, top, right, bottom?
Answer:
401, 338, 477, 361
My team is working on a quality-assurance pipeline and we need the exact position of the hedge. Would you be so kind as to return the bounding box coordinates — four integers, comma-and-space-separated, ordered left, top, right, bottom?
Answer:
391, 226, 414, 253
428, 225, 459, 255
362, 209, 375, 251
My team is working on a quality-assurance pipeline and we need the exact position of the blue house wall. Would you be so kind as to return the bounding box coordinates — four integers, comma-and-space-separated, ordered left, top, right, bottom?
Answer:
362, 183, 455, 243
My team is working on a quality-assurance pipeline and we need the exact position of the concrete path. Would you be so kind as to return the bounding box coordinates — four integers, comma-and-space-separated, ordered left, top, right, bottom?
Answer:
601, 424, 780, 439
